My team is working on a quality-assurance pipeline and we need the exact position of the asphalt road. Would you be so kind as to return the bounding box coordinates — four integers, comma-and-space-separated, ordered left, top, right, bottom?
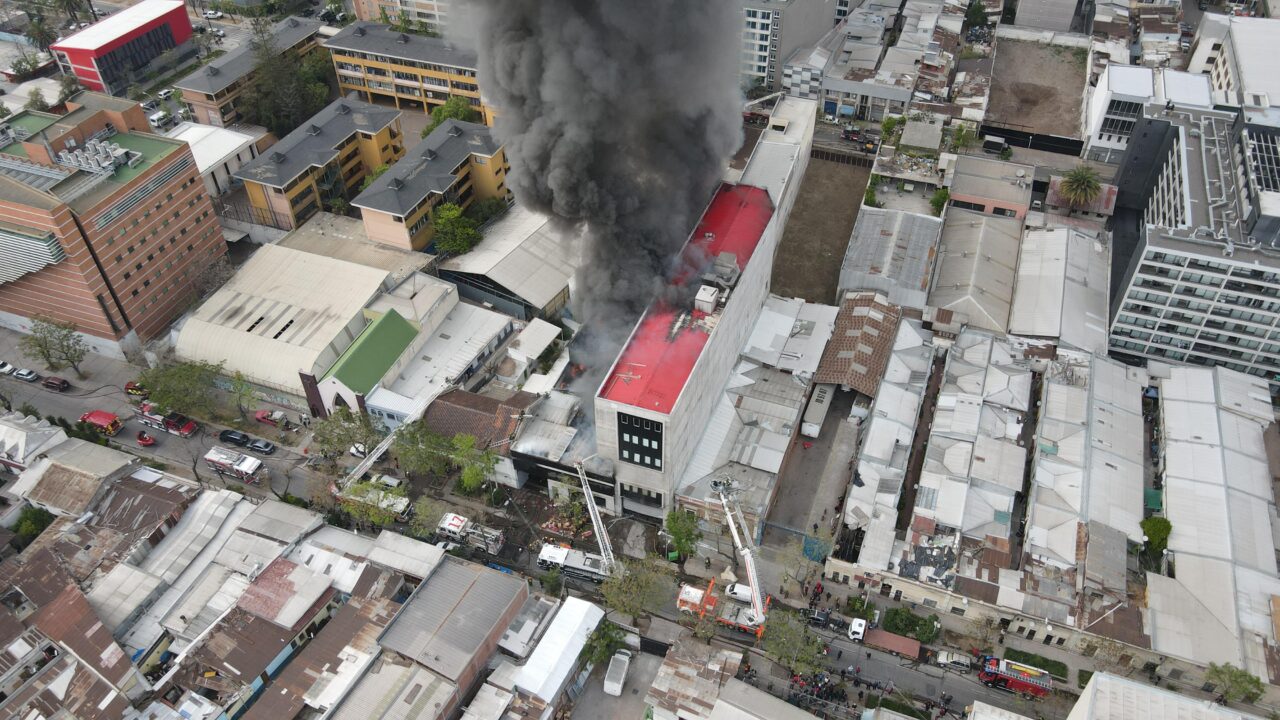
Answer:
0, 371, 326, 501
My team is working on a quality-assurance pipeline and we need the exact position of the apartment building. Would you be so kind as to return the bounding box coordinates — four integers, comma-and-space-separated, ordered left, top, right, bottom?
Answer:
353, 119, 508, 251
1186, 14, 1280, 120
232, 97, 403, 230
0, 93, 224, 357
174, 16, 323, 128
738, 0, 834, 91
324, 23, 494, 123
1108, 97, 1280, 383
351, 0, 449, 31
1084, 64, 1213, 164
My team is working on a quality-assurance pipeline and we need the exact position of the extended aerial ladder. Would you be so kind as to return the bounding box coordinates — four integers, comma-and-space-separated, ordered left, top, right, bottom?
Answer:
714, 477, 767, 626
575, 461, 616, 576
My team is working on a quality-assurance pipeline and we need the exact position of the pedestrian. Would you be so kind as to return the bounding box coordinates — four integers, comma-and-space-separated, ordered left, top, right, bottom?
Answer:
838, 649, 843, 660
813, 522, 819, 533
859, 690, 865, 700
866, 651, 871, 659
856, 665, 861, 675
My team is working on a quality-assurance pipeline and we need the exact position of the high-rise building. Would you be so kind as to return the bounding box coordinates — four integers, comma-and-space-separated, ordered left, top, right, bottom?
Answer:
1108, 96, 1280, 383
738, 0, 833, 91
0, 93, 224, 357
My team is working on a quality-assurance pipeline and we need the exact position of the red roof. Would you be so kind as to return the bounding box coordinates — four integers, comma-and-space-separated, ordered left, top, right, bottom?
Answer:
599, 184, 773, 414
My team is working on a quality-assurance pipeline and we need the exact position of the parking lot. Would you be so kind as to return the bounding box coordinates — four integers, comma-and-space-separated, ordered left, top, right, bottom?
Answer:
570, 651, 663, 720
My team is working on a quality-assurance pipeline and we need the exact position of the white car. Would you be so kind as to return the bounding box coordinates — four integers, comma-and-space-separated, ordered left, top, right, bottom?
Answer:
724, 583, 754, 604
156, 88, 173, 100
0, 361, 14, 375
202, 9, 224, 18
603, 650, 633, 697
848, 617, 867, 642
212, 27, 225, 37
14, 369, 39, 382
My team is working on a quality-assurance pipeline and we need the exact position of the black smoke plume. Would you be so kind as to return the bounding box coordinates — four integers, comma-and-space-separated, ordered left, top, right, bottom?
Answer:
461, 0, 745, 386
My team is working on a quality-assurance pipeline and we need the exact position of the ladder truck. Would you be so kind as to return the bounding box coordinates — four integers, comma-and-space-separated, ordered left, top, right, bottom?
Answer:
713, 477, 769, 636
539, 462, 617, 581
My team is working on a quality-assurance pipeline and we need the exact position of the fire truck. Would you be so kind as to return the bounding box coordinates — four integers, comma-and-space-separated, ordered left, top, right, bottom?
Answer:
437, 512, 505, 555
203, 447, 268, 485
537, 545, 610, 584
137, 402, 199, 437
977, 656, 1052, 698
79, 410, 123, 437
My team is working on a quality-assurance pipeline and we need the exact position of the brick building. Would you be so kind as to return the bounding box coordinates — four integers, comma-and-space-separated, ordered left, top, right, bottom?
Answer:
0, 92, 225, 357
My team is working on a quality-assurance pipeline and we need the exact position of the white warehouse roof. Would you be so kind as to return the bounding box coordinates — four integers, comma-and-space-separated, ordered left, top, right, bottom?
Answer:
166, 122, 260, 175
175, 244, 390, 396
1009, 227, 1109, 353
440, 205, 577, 310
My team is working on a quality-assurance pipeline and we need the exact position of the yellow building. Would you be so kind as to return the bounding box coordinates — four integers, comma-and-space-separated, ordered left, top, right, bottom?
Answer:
175, 17, 324, 128
323, 22, 495, 124
233, 97, 404, 230
353, 119, 510, 251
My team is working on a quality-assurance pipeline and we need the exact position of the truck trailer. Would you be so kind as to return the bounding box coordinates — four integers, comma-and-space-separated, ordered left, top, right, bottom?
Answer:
203, 447, 268, 484
977, 656, 1052, 698
437, 512, 505, 555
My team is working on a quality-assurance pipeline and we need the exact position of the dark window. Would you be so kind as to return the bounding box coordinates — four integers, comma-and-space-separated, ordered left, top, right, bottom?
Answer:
950, 199, 985, 212
617, 412, 663, 469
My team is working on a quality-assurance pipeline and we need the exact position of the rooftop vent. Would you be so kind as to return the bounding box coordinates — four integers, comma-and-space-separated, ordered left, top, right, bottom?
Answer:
424, 148, 437, 160
271, 151, 286, 163
206, 66, 219, 76
353, 26, 365, 36
287, 17, 299, 27
336, 103, 350, 115
389, 177, 404, 190
397, 33, 409, 43
448, 124, 463, 136
307, 124, 321, 135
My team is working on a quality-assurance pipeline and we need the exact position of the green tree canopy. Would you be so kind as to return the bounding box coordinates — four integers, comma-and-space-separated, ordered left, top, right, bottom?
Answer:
421, 95, 481, 138
342, 480, 406, 528
408, 495, 447, 538
664, 510, 702, 563
310, 407, 384, 461
930, 188, 950, 216
19, 316, 89, 376
15, 506, 55, 545
601, 556, 673, 620
239, 19, 335, 136
964, 0, 989, 29
56, 74, 82, 105
138, 361, 222, 417
1060, 165, 1102, 211
228, 371, 256, 419
25, 18, 57, 51
581, 621, 626, 667
24, 89, 50, 112
1141, 516, 1173, 556
393, 420, 452, 477
431, 203, 481, 255
762, 610, 827, 675
1205, 662, 1265, 704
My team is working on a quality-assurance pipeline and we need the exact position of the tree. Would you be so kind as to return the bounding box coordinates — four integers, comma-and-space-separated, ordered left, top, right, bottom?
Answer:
360, 164, 390, 190
964, 0, 989, 29
311, 407, 383, 461
421, 95, 481, 138
25, 17, 57, 51
24, 89, 50, 112
238, 18, 333, 136
1205, 663, 1265, 704
56, 73, 82, 105
19, 316, 89, 376
998, 146, 1013, 161
762, 610, 827, 675
581, 621, 626, 667
540, 567, 563, 596
393, 420, 452, 476
1060, 165, 1102, 214
664, 510, 702, 567
1141, 516, 1173, 556
53, 0, 86, 22
930, 188, 950, 216
138, 360, 223, 417
408, 495, 447, 537
431, 203, 481, 255
0, 105, 10, 120
466, 196, 508, 225
128, 85, 148, 102
688, 612, 719, 644
601, 555, 673, 620
342, 480, 406, 528
228, 371, 255, 419
14, 506, 55, 545
951, 124, 975, 151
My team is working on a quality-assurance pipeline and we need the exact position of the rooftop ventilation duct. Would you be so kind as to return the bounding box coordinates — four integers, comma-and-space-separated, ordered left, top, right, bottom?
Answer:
397, 33, 409, 43
354, 26, 365, 36
271, 151, 286, 163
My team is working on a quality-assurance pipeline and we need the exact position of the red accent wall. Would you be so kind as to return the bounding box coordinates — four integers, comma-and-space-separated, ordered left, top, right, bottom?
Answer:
52, 4, 192, 92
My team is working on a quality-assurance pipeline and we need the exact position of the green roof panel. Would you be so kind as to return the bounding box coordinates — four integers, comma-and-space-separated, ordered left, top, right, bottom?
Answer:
323, 308, 418, 394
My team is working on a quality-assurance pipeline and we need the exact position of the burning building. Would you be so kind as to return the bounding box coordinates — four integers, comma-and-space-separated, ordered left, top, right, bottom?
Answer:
591, 97, 817, 518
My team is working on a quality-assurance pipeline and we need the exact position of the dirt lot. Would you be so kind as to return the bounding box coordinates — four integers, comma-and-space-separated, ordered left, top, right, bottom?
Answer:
987, 40, 1086, 139
770, 157, 870, 303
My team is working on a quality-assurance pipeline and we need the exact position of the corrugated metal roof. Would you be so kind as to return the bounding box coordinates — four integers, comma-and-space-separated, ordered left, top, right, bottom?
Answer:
380, 558, 525, 682
439, 205, 577, 310
514, 597, 603, 702
929, 209, 1022, 333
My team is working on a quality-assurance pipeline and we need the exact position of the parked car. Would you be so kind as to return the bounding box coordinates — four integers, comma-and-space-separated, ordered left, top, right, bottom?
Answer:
156, 88, 173, 101
141, 99, 159, 111
319, 9, 336, 21
202, 9, 224, 18
848, 617, 867, 642
42, 376, 70, 392
193, 24, 207, 33
435, 540, 461, 552
212, 27, 225, 37
218, 429, 251, 446
0, 361, 14, 375
247, 438, 276, 455
808, 608, 831, 628
14, 369, 39, 382
934, 651, 973, 674
603, 650, 633, 697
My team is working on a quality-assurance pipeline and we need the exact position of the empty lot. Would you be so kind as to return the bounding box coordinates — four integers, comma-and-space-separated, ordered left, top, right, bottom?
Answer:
771, 157, 871, 303
987, 40, 1086, 139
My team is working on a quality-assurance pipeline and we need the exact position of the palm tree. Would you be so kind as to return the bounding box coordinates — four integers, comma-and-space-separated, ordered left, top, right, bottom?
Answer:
1060, 165, 1102, 214
52, 0, 81, 23
25, 17, 57, 51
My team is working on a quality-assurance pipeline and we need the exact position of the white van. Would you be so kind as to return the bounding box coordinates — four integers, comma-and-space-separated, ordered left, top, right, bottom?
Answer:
603, 650, 632, 696
725, 583, 754, 604
372, 473, 403, 488
148, 110, 171, 129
